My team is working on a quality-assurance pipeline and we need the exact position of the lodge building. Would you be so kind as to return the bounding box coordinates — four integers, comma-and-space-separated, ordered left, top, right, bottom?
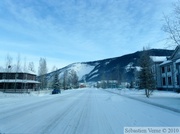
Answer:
157, 45, 180, 92
0, 69, 39, 93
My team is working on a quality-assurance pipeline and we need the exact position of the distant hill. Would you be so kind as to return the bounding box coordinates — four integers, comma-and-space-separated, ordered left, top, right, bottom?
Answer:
45, 49, 174, 84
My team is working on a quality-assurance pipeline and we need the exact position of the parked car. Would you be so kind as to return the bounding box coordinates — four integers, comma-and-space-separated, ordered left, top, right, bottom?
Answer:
52, 89, 61, 94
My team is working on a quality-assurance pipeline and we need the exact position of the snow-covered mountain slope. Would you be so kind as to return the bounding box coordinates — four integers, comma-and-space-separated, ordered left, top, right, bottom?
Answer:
65, 63, 97, 81
46, 49, 174, 83
46, 62, 99, 82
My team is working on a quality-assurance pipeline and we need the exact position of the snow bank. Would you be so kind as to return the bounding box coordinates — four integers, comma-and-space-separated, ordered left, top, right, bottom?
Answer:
0, 91, 32, 98
105, 88, 180, 112
0, 90, 52, 99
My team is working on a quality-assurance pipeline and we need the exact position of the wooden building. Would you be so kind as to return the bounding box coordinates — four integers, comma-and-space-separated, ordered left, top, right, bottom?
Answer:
0, 70, 39, 93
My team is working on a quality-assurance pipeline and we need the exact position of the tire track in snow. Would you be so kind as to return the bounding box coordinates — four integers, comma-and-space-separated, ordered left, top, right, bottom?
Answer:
72, 89, 91, 134
40, 100, 78, 134
0, 93, 76, 121
76, 89, 115, 134
40, 90, 88, 134
94, 89, 115, 134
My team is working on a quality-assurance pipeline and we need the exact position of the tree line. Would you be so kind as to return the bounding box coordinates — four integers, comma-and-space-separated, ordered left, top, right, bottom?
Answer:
37, 58, 79, 90
1, 54, 36, 73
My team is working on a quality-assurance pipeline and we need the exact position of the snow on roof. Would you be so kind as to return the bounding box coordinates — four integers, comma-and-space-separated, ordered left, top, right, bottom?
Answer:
0, 67, 36, 75
150, 56, 167, 62
160, 60, 172, 66
176, 59, 180, 64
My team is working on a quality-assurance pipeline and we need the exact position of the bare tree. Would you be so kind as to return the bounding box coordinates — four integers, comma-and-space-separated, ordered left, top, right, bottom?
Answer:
163, 1, 180, 47
70, 70, 79, 89
23, 57, 27, 72
16, 54, 21, 72
14, 54, 22, 91
22, 57, 27, 90
5, 54, 13, 72
28, 62, 35, 72
4, 54, 13, 91
63, 70, 68, 90
38, 58, 48, 90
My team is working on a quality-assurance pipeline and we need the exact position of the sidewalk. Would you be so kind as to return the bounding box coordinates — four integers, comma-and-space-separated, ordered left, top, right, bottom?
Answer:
105, 88, 180, 113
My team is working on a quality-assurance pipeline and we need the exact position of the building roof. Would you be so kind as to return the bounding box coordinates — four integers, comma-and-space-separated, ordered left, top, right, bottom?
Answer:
176, 59, 180, 64
150, 56, 167, 62
159, 45, 180, 66
0, 67, 36, 75
160, 60, 172, 66
170, 45, 180, 59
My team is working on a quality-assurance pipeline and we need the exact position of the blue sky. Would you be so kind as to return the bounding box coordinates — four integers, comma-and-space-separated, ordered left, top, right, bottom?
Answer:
0, 0, 178, 72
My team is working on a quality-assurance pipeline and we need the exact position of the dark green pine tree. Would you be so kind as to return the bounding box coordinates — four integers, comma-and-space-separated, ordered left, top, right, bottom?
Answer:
138, 49, 156, 98
52, 71, 60, 90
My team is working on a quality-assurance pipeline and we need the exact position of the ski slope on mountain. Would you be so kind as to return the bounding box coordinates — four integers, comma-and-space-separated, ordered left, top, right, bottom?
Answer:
0, 88, 179, 134
68, 63, 95, 81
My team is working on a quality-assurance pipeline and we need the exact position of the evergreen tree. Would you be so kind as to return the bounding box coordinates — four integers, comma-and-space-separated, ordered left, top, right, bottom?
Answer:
52, 71, 60, 90
138, 49, 155, 98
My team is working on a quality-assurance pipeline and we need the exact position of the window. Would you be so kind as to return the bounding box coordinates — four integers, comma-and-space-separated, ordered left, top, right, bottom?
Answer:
17, 73, 24, 79
168, 76, 172, 85
177, 75, 179, 85
162, 77, 166, 86
0, 73, 2, 79
167, 66, 171, 72
162, 67, 165, 73
9, 73, 15, 79
176, 65, 179, 71
27, 74, 35, 80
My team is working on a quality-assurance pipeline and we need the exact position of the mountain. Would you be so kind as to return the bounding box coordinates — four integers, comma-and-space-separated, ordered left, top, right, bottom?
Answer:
46, 49, 174, 83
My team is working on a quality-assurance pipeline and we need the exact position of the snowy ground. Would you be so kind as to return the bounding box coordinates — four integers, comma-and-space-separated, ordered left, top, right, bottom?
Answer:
0, 88, 180, 134
106, 88, 180, 112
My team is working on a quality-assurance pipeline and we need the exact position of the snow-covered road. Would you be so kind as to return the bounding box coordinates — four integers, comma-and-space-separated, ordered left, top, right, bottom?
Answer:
0, 88, 180, 134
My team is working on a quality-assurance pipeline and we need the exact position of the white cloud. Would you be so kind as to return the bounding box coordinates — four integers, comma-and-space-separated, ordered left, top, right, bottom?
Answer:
0, 0, 178, 70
